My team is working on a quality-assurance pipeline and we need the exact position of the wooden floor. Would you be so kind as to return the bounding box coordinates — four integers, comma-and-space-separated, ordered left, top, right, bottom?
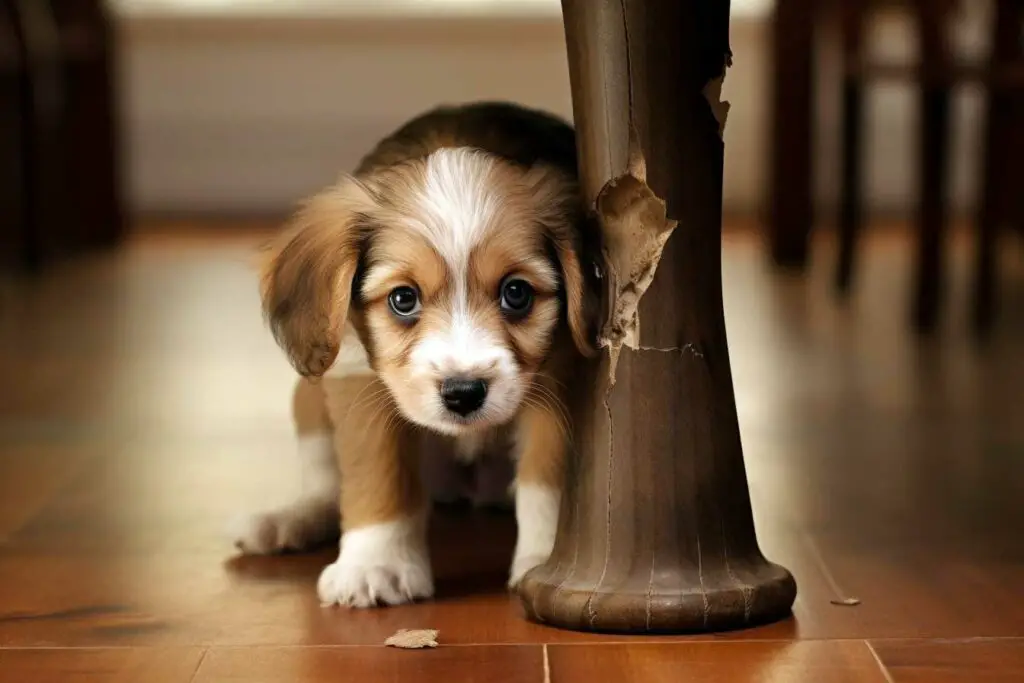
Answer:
0, 225, 1022, 682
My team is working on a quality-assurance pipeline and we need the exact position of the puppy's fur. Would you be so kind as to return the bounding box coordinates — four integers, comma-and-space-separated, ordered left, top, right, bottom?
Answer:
232, 102, 595, 608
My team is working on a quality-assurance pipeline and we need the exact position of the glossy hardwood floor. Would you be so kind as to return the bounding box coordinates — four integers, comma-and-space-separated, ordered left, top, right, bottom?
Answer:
0, 224, 1021, 682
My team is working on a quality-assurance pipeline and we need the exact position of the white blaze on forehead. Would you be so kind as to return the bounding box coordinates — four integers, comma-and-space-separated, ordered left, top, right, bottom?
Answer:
410, 148, 502, 282
403, 149, 520, 382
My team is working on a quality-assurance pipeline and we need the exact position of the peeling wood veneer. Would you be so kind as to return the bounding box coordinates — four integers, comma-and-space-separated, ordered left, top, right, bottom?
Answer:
595, 128, 678, 381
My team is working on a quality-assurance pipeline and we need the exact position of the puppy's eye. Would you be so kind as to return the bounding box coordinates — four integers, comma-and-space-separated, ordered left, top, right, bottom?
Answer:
388, 286, 421, 318
500, 278, 534, 317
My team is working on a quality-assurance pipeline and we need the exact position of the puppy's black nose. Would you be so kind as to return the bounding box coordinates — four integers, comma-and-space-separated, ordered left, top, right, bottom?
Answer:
440, 378, 488, 416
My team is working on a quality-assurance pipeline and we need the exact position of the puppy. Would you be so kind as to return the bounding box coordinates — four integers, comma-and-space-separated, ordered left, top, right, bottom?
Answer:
233, 102, 595, 608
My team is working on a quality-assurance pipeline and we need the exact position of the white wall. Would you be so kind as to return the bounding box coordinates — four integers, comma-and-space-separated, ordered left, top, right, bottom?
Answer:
112, 0, 994, 219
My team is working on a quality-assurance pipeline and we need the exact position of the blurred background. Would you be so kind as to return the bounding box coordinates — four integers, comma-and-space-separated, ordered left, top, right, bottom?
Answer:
3, 0, 1022, 333
0, 3, 1022, 679
2, 0, 1003, 215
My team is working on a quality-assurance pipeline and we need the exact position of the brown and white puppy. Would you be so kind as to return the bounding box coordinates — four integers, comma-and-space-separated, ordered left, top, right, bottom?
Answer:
232, 102, 595, 608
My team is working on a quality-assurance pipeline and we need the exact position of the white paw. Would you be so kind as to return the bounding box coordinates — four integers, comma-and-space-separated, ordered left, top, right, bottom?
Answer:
229, 499, 338, 555
508, 553, 548, 589
317, 519, 433, 608
317, 557, 433, 608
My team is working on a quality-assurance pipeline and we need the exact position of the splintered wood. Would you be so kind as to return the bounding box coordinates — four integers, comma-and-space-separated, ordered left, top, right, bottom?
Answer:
384, 628, 440, 649
594, 129, 678, 382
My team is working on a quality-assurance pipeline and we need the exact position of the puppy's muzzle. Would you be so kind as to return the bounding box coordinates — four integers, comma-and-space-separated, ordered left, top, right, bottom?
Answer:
440, 377, 488, 416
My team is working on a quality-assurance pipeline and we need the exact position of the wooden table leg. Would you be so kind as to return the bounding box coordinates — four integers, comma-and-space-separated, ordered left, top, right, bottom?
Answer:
52, 0, 125, 253
8, 0, 123, 272
518, 0, 797, 633
767, 0, 815, 269
835, 4, 866, 295
911, 5, 952, 333
11, 0, 68, 272
972, 0, 1023, 335
0, 0, 28, 271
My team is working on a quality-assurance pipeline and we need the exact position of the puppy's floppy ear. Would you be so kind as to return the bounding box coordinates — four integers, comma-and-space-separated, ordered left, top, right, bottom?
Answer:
546, 217, 598, 357
259, 177, 375, 377
523, 165, 598, 357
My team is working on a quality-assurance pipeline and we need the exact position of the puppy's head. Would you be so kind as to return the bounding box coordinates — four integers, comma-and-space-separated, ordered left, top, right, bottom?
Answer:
261, 147, 593, 436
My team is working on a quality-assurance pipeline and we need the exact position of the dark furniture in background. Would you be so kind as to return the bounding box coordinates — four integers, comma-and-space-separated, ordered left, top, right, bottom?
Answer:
0, 1, 26, 270
1, 0, 124, 273
834, 0, 958, 333
769, 0, 1024, 334
767, 0, 815, 269
972, 0, 1024, 331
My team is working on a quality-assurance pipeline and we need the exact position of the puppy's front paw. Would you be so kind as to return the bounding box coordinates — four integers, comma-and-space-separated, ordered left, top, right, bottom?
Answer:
318, 558, 433, 608
229, 499, 338, 555
317, 520, 433, 608
508, 553, 548, 590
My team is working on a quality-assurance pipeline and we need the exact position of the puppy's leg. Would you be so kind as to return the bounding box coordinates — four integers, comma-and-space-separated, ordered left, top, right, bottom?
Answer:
508, 401, 566, 588
317, 376, 432, 608
231, 377, 339, 554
